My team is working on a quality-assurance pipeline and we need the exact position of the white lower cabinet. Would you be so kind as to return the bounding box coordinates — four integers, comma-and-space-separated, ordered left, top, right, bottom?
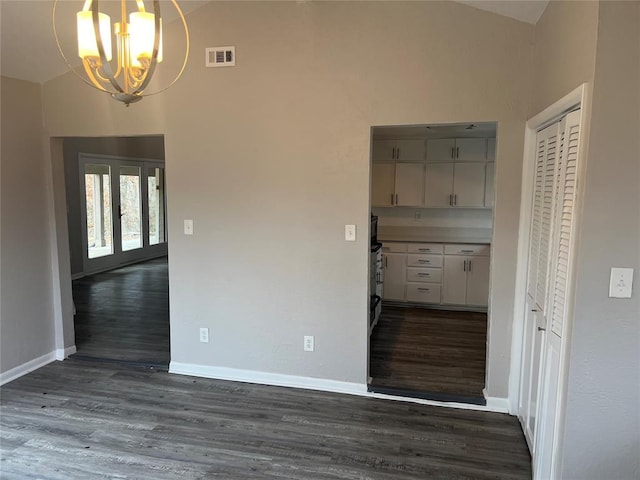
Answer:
383, 241, 489, 309
382, 246, 407, 301
442, 245, 490, 307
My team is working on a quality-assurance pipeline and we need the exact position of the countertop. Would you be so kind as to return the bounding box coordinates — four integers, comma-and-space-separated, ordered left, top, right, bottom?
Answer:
377, 226, 492, 244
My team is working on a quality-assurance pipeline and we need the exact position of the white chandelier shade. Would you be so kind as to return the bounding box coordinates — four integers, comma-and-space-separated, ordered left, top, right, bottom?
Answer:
54, 0, 189, 106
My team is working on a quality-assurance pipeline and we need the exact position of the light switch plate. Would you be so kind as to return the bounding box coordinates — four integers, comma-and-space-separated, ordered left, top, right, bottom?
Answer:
184, 219, 194, 235
609, 267, 634, 298
304, 335, 314, 352
345, 224, 356, 242
199, 327, 209, 343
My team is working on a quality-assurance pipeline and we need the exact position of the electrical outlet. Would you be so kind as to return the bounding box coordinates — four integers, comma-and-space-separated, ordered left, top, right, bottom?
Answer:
304, 335, 314, 352
184, 219, 194, 235
199, 327, 209, 343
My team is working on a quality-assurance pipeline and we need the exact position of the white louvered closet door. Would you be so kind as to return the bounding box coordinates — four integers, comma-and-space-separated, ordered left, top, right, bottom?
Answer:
520, 120, 561, 449
534, 109, 582, 480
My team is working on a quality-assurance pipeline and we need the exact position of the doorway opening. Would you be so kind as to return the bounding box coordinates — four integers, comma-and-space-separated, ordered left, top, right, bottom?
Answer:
60, 136, 170, 369
368, 122, 497, 405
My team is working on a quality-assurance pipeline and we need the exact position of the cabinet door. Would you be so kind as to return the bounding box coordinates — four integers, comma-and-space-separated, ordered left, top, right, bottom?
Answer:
466, 255, 490, 306
383, 253, 406, 301
371, 163, 395, 207
424, 163, 454, 207
394, 163, 424, 206
455, 138, 486, 162
485, 162, 495, 207
395, 139, 425, 162
487, 138, 496, 162
453, 163, 486, 207
442, 256, 467, 305
426, 138, 455, 162
372, 139, 396, 162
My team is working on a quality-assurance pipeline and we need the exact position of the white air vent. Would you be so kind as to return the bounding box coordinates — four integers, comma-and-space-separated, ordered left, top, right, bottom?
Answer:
206, 46, 235, 67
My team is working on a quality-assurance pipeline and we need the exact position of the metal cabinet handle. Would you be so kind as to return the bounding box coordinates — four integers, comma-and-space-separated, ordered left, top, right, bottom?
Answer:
449, 194, 453, 206
454, 194, 457, 206
417, 273, 430, 277
385, 256, 388, 268
463, 260, 467, 272
460, 250, 474, 253
397, 148, 400, 159
418, 288, 430, 292
531, 309, 538, 312
451, 147, 455, 159
418, 259, 430, 263
468, 259, 472, 272
395, 194, 399, 204
456, 147, 460, 158
418, 248, 431, 252
538, 327, 546, 331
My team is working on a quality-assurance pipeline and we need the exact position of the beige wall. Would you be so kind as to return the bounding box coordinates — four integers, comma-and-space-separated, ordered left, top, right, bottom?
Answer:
559, 2, 640, 477
41, 2, 533, 395
0, 77, 56, 373
530, 0, 599, 116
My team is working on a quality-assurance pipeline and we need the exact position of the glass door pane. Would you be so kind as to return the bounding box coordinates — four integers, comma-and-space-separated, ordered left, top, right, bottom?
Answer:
84, 163, 114, 259
148, 166, 166, 245
120, 165, 142, 251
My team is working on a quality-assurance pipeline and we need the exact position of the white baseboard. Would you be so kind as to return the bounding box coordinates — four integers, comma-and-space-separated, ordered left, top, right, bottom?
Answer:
56, 345, 77, 361
483, 388, 511, 413
0, 351, 57, 386
170, 362, 368, 396
170, 362, 513, 414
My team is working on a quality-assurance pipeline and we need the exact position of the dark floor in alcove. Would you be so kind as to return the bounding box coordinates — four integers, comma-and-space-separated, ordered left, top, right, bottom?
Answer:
369, 306, 487, 404
72, 257, 170, 368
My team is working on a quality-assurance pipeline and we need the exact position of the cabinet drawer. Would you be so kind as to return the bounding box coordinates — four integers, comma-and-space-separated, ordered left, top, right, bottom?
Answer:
444, 244, 490, 256
406, 284, 441, 303
383, 242, 407, 253
407, 267, 442, 283
407, 254, 443, 267
407, 243, 444, 254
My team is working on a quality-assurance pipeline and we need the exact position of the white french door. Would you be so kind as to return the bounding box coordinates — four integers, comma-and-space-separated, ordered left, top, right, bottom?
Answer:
518, 108, 582, 480
79, 154, 167, 275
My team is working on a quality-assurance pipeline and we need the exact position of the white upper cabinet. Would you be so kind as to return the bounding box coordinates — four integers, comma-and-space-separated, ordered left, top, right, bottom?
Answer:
371, 162, 395, 207
485, 161, 495, 207
453, 163, 486, 207
426, 138, 487, 162
394, 163, 425, 206
487, 138, 496, 162
426, 138, 455, 162
372, 140, 397, 162
372, 139, 425, 162
395, 139, 426, 162
455, 138, 487, 162
424, 163, 454, 207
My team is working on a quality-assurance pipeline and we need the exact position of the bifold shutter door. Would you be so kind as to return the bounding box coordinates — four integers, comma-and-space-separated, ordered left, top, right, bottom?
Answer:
549, 110, 581, 337
527, 122, 560, 309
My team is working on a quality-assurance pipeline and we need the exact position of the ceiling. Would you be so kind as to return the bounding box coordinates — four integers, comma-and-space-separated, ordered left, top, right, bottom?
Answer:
0, 0, 549, 85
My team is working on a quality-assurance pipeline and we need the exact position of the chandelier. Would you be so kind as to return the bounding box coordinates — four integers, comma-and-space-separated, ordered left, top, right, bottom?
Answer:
53, 0, 190, 106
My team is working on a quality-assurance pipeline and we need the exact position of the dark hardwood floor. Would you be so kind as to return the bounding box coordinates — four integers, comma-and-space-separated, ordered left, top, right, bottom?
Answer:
0, 359, 531, 479
72, 257, 170, 367
369, 306, 487, 404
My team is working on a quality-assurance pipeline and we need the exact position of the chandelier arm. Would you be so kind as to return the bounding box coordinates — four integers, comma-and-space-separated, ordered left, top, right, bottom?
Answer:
83, 61, 109, 91
131, 0, 161, 96
143, 0, 190, 98
91, 0, 125, 94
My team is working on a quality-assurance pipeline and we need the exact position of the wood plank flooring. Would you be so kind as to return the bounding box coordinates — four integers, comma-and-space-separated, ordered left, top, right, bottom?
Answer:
370, 306, 487, 403
72, 257, 170, 367
0, 359, 531, 479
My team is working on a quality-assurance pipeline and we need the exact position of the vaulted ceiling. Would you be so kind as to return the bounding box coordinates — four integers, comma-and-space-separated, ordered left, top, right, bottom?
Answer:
0, 0, 549, 85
